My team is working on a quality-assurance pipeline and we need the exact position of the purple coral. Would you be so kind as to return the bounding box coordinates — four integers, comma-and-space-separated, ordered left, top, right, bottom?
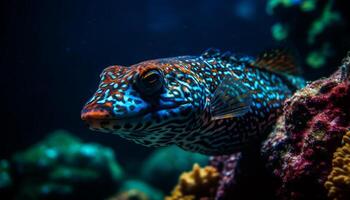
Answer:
210, 153, 241, 200
210, 149, 277, 200
262, 63, 350, 199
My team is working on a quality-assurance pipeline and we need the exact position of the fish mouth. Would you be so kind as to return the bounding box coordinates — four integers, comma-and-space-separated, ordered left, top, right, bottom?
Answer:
81, 102, 192, 131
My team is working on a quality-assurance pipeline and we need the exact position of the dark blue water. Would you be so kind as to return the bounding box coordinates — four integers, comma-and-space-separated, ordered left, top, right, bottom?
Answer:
1, 0, 274, 163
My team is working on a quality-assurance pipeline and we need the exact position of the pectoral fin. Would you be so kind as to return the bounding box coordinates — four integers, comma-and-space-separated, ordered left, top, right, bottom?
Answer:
210, 74, 252, 120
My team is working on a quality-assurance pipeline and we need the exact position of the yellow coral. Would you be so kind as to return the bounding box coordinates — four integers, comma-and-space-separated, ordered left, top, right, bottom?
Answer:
325, 131, 350, 200
165, 164, 220, 200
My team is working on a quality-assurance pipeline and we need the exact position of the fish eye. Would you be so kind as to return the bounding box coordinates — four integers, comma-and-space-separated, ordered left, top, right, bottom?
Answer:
136, 69, 164, 95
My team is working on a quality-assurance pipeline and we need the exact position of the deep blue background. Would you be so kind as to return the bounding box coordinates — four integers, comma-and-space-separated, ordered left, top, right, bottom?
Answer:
1, 0, 275, 164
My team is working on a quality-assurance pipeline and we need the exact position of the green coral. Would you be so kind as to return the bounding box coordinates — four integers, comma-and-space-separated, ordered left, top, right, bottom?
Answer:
12, 129, 124, 200
267, 0, 316, 15
267, 0, 346, 70
266, 0, 341, 45
267, 0, 293, 15
306, 43, 332, 69
300, 0, 316, 12
141, 146, 208, 192
307, 0, 341, 45
271, 23, 289, 41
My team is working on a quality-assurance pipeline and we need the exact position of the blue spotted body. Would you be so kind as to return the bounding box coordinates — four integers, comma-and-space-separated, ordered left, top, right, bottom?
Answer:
81, 49, 305, 155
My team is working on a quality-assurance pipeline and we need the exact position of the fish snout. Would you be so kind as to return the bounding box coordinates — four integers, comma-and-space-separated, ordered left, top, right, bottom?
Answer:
81, 108, 112, 121
81, 107, 116, 132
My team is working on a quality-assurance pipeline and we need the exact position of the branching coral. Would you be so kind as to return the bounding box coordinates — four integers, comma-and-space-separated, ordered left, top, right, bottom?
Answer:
165, 164, 219, 200
325, 131, 350, 200
267, 0, 317, 15
267, 0, 349, 74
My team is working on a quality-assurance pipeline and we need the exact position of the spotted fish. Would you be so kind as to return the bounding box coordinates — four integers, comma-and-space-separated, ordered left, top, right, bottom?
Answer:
81, 49, 305, 155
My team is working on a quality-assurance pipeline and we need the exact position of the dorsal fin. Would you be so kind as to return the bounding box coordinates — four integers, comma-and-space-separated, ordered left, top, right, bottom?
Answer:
252, 48, 300, 75
201, 48, 221, 58
201, 48, 239, 63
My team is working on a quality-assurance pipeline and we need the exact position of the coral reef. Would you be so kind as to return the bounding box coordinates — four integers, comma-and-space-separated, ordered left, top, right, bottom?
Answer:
166, 164, 219, 200
141, 146, 208, 192
267, 0, 350, 78
11, 130, 124, 200
261, 56, 350, 199
325, 131, 350, 200
116, 180, 163, 200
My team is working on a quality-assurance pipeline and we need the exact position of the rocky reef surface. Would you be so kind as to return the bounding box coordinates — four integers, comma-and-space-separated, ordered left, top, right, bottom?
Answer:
261, 53, 350, 199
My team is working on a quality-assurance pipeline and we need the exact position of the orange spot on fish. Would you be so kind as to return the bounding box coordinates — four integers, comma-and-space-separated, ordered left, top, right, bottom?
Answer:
81, 109, 110, 121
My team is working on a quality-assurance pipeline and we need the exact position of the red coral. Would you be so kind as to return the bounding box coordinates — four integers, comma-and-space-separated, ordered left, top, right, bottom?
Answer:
262, 67, 350, 199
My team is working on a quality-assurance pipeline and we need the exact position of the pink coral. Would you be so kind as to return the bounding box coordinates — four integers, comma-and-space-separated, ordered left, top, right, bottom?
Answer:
262, 61, 350, 199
